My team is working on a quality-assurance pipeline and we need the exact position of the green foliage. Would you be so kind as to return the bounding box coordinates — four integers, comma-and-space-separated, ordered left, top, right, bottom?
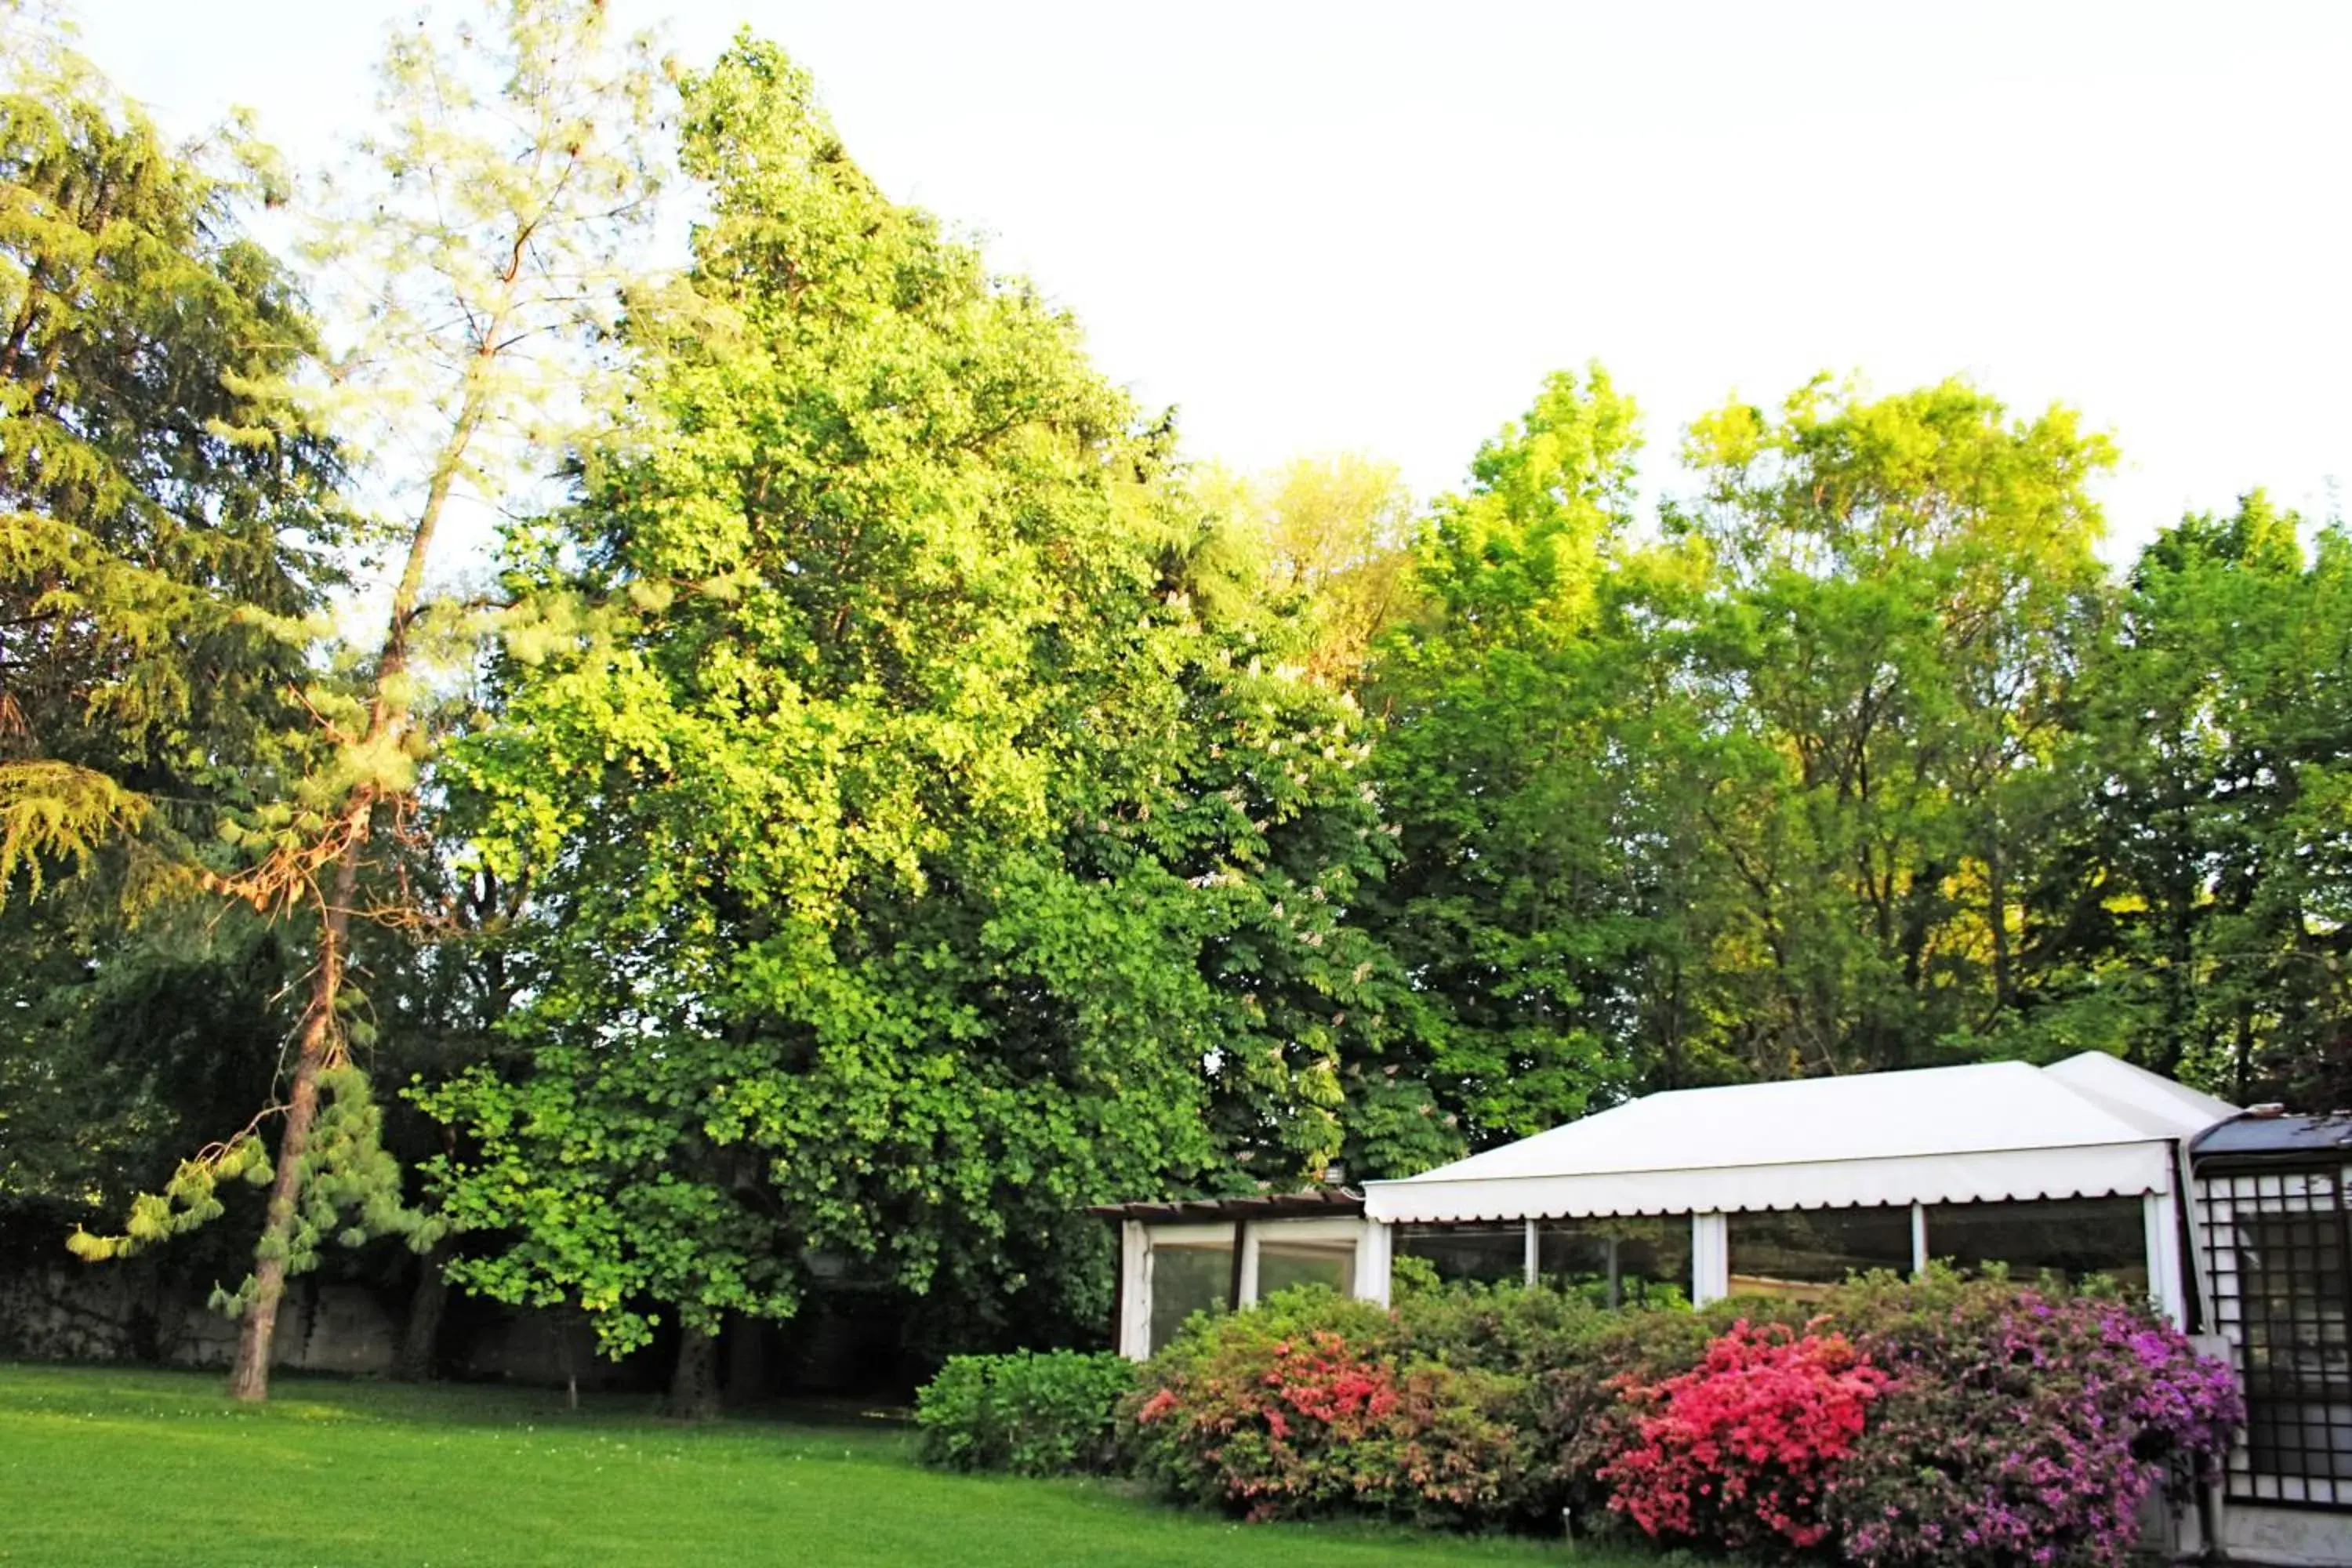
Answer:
67, 1065, 440, 1309
1196, 454, 1421, 687
0, 10, 345, 901
1363, 368, 2135, 1139
0, 904, 292, 1254
2031, 494, 2352, 1102
1360, 365, 1666, 1142
912, 1349, 1135, 1476
423, 36, 1406, 1359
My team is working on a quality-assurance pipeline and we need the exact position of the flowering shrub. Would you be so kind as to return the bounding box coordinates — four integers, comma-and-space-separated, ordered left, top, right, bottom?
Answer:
1537, 1293, 1814, 1528
1599, 1319, 1889, 1552
1820, 1272, 2243, 1568
1393, 1279, 1677, 1526
1125, 1290, 1519, 1525
1105, 1267, 2241, 1560
914, 1350, 1135, 1475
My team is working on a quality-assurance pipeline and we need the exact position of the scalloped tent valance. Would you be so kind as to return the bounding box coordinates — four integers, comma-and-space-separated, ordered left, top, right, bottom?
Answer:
1363, 1053, 2240, 1225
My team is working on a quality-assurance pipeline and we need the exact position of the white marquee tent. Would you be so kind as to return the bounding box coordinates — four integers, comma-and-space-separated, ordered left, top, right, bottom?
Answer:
1103, 1052, 2240, 1361
1364, 1051, 2238, 1319
1101, 1054, 2352, 1562
1367, 1053, 2236, 1223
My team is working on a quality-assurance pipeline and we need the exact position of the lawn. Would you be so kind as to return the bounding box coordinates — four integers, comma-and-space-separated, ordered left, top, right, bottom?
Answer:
0, 1363, 1659, 1566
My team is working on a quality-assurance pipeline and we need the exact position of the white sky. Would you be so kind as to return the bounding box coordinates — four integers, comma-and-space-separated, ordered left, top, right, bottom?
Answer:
74, 1, 2352, 560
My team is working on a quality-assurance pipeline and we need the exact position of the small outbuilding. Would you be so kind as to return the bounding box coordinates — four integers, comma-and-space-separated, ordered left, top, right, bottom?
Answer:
1091, 1188, 1387, 1360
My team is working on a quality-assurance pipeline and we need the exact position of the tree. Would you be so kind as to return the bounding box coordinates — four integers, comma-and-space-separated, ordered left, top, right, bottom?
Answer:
1198, 453, 1419, 688
420, 37, 1410, 1413
2037, 495, 2352, 1099
67, 0, 666, 1403
0, 8, 343, 896
1361, 365, 1711, 1142
0, 7, 339, 1290
1664, 376, 2114, 1077
1363, 371, 2125, 1140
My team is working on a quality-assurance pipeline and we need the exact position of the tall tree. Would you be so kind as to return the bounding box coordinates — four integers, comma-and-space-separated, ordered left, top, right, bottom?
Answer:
420, 38, 1407, 1412
2036, 495, 2352, 1099
0, 7, 338, 1282
1360, 365, 1675, 1142
0, 8, 343, 894
1666, 376, 2114, 1077
68, 0, 666, 1403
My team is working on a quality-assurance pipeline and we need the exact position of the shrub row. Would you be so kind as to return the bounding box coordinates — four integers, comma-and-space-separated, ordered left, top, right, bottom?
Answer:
912, 1269, 2241, 1566
1134, 1270, 2239, 1564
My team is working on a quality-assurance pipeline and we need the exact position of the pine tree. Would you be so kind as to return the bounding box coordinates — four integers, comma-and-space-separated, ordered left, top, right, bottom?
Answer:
65, 0, 666, 1403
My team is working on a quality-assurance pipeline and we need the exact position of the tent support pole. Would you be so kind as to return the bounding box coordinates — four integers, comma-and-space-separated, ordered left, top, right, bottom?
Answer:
1693, 1213, 1728, 1305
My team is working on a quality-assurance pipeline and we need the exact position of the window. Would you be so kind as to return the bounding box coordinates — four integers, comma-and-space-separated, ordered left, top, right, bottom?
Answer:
2200, 1168, 2352, 1505
1257, 1237, 1356, 1298
1925, 1197, 2147, 1293
1396, 1223, 1525, 1285
1149, 1237, 1233, 1354
1537, 1217, 1691, 1306
1728, 1207, 1912, 1301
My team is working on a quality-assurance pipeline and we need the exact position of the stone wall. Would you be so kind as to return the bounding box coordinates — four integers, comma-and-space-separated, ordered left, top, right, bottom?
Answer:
0, 1254, 915, 1399
0, 1260, 401, 1374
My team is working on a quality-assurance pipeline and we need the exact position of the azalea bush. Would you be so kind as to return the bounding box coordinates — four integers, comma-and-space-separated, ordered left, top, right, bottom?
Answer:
1599, 1319, 1889, 1552
1123, 1287, 1519, 1525
913, 1350, 1135, 1475
1820, 1273, 2242, 1568
1093, 1266, 2241, 1563
1535, 1293, 1809, 1528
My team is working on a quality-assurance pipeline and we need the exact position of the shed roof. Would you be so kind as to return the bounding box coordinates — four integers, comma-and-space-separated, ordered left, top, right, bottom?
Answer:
1087, 1188, 1365, 1225
2193, 1112, 2352, 1163
1365, 1053, 2238, 1224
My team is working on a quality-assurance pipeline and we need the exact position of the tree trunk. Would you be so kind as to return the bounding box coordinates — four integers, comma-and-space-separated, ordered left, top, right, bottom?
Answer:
665, 1329, 722, 1422
227, 1039, 325, 1402
394, 1235, 453, 1383
227, 788, 369, 1403
222, 387, 481, 1406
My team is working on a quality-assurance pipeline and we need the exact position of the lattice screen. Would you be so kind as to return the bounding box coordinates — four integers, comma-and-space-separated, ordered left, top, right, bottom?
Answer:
2199, 1167, 2352, 1506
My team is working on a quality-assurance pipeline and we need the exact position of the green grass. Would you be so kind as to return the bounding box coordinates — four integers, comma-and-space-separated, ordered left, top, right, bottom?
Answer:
0, 1362, 1661, 1566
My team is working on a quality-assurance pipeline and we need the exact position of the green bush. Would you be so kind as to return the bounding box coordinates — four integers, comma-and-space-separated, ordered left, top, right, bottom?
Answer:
913, 1349, 1136, 1476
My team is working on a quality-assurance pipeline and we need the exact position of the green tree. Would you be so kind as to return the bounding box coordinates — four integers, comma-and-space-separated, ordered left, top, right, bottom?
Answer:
2035, 495, 2352, 1098
1198, 453, 1419, 688
0, 9, 343, 895
0, 8, 338, 1285
1364, 372, 2122, 1140
420, 38, 1406, 1412
1360, 365, 1676, 1142
66, 0, 666, 1403
1667, 376, 2114, 1076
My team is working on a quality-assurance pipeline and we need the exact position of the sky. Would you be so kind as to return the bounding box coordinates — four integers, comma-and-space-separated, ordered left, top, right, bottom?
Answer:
72, 1, 2352, 561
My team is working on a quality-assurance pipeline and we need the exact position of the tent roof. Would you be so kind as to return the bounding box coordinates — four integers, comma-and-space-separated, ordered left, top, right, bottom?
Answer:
1363, 1053, 2238, 1224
